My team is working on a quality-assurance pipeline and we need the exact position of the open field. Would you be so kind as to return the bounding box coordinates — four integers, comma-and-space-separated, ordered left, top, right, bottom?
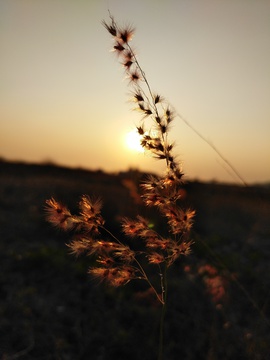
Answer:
1, 160, 270, 359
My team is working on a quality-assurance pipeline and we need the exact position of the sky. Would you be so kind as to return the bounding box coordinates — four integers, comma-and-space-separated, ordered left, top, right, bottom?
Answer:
1, 0, 270, 184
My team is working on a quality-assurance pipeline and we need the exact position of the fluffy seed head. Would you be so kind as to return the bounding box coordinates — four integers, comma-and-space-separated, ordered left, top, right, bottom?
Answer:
113, 42, 125, 52
102, 19, 117, 37
45, 198, 74, 231
118, 26, 135, 43
148, 253, 165, 264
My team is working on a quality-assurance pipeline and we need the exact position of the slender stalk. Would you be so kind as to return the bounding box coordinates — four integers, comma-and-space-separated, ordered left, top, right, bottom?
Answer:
133, 256, 164, 305
176, 111, 247, 186
158, 264, 168, 360
102, 225, 164, 303
100, 225, 125, 246
127, 44, 172, 168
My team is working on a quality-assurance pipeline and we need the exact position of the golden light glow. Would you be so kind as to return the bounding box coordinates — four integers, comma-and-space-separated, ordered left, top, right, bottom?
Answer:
125, 129, 144, 153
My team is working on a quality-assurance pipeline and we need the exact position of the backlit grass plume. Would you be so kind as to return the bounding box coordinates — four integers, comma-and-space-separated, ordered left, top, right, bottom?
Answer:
46, 14, 195, 359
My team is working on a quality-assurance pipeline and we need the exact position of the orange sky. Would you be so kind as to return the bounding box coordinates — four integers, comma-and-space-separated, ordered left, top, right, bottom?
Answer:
1, 0, 270, 184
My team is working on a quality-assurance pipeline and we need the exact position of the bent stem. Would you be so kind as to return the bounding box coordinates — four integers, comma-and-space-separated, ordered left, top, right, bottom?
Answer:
101, 225, 164, 304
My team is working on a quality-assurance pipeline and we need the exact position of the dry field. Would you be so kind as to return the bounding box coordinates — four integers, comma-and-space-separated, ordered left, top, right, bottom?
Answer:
1, 160, 270, 359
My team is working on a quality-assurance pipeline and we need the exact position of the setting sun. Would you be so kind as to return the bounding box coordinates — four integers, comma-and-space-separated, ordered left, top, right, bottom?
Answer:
125, 129, 144, 153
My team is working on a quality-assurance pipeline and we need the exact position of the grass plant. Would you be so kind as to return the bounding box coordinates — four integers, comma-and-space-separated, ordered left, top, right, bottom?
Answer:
46, 14, 195, 359
45, 14, 270, 359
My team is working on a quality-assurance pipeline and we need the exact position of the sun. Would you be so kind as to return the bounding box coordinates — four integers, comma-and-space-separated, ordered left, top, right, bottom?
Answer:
125, 129, 144, 153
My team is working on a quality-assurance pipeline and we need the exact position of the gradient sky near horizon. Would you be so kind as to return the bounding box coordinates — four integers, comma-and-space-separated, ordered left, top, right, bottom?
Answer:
1, 0, 270, 184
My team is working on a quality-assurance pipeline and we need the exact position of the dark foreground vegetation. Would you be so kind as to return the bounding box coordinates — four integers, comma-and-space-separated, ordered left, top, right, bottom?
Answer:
1, 159, 270, 359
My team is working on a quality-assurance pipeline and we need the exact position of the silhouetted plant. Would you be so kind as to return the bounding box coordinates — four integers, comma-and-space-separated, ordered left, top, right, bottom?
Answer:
46, 14, 195, 359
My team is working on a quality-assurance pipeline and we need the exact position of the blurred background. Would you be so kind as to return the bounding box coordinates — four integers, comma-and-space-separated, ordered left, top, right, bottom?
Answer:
1, 1, 270, 359
1, 162, 270, 359
1, 0, 270, 183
